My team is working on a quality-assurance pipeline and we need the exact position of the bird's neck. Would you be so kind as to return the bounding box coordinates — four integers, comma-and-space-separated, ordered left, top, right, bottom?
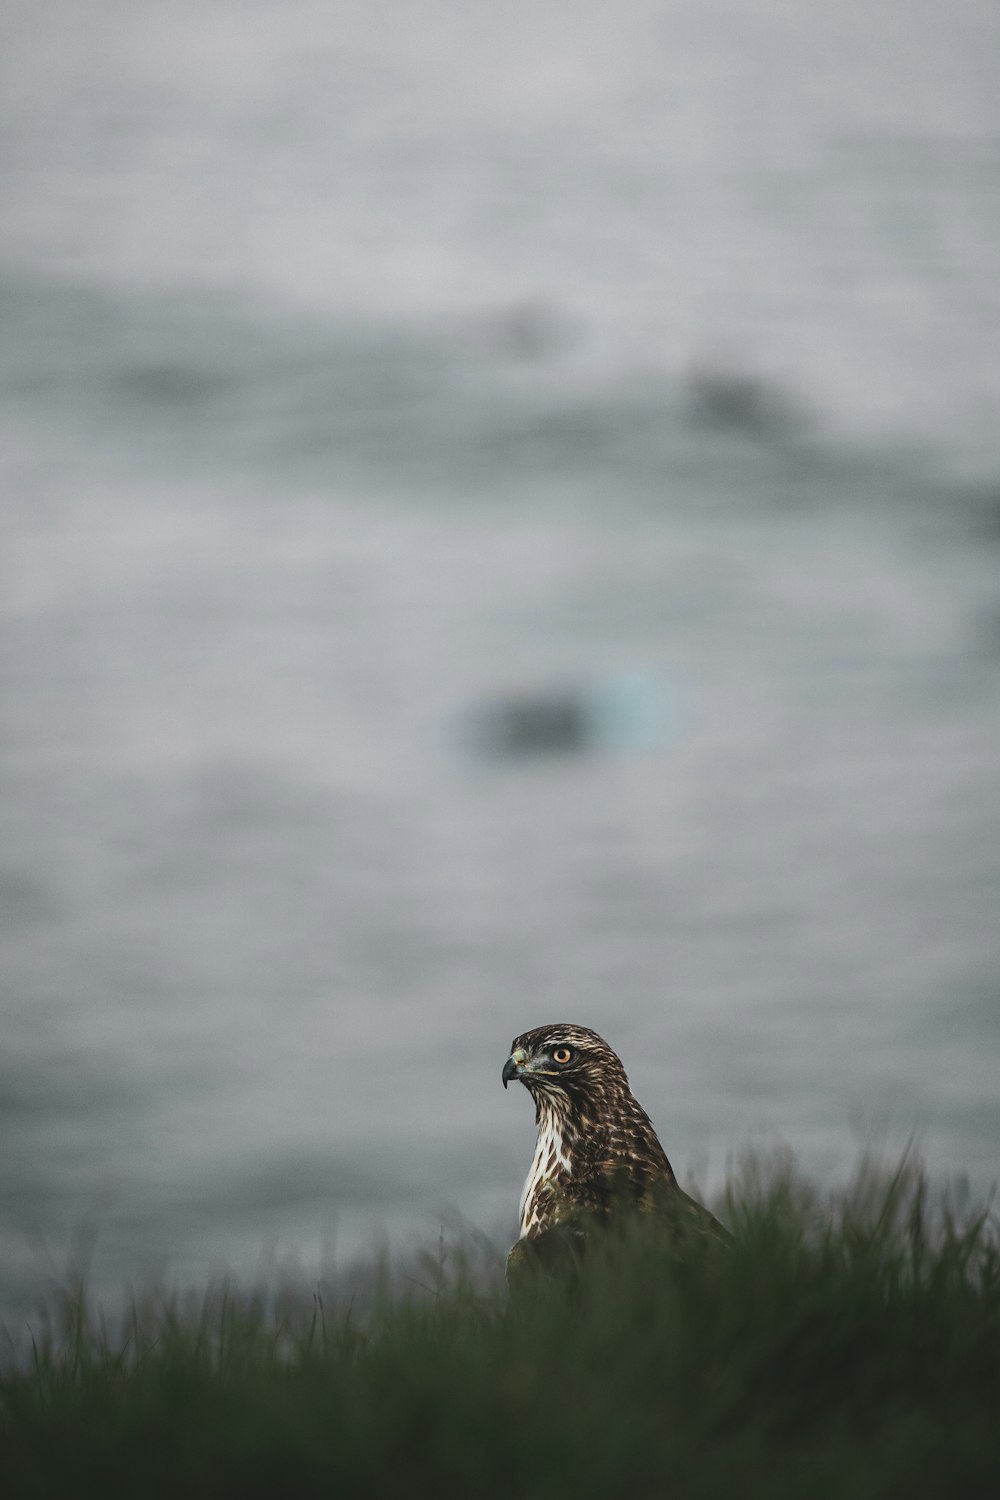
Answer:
518, 1092, 576, 1239
536, 1081, 629, 1136
532, 1087, 573, 1128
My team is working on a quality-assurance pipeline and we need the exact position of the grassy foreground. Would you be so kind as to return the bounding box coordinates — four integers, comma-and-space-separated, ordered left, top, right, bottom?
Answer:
2, 1155, 998, 1499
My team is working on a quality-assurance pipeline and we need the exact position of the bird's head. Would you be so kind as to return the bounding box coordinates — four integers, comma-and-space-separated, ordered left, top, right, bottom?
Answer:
502, 1023, 629, 1111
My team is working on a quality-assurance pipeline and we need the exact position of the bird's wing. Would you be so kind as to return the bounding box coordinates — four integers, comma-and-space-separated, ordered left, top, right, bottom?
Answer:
661, 1184, 733, 1247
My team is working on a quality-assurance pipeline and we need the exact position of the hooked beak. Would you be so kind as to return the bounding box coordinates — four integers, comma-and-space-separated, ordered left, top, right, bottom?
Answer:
502, 1051, 525, 1089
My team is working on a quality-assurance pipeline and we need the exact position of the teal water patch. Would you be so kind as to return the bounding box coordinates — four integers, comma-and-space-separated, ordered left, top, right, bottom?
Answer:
461, 669, 676, 760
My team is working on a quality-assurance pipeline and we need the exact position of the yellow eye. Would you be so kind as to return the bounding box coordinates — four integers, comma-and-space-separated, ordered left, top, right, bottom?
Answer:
552, 1046, 572, 1065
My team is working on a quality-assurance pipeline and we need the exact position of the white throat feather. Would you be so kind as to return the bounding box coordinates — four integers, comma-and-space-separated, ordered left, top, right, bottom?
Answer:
518, 1096, 574, 1239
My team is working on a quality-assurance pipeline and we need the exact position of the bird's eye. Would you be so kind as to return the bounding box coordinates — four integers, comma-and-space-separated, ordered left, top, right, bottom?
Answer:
552, 1046, 572, 1065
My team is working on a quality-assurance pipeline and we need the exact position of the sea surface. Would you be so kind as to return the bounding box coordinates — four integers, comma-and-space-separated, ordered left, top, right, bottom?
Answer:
2, 0, 1000, 1328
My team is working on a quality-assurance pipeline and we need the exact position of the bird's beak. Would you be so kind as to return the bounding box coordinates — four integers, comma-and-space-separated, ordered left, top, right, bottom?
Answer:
502, 1050, 526, 1089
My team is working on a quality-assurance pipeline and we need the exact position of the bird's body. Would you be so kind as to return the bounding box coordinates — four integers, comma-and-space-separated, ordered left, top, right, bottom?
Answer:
502, 1023, 726, 1275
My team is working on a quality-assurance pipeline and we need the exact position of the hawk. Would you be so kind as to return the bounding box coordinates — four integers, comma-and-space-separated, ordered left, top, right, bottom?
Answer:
502, 1022, 728, 1278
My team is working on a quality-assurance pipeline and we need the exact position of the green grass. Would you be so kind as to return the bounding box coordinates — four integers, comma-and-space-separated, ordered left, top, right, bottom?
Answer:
2, 1153, 998, 1499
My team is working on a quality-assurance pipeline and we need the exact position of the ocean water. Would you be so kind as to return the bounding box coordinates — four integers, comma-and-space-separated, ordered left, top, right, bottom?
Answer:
2, 0, 1000, 1324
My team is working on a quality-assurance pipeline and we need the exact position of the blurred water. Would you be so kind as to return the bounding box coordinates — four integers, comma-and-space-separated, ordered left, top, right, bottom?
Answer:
2, 0, 1000, 1323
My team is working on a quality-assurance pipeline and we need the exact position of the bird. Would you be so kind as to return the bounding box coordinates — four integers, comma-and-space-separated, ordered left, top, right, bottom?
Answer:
502, 1022, 728, 1281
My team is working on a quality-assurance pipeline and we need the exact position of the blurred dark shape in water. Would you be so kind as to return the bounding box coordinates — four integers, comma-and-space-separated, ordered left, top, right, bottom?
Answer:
686, 361, 807, 441
112, 361, 233, 410
462, 669, 671, 760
